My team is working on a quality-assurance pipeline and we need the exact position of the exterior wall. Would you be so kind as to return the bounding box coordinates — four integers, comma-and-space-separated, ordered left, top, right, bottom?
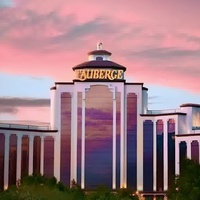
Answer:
142, 89, 148, 114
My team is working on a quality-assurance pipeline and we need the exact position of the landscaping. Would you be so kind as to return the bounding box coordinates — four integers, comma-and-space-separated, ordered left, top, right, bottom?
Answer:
0, 175, 139, 200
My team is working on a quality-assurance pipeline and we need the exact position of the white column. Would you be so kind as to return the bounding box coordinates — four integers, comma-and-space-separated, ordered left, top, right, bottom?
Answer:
28, 135, 34, 175
153, 120, 157, 191
4, 133, 10, 190
120, 88, 125, 188
175, 139, 180, 175
40, 136, 44, 175
137, 117, 143, 191
81, 91, 86, 189
164, 195, 168, 200
71, 91, 78, 182
163, 119, 168, 191
112, 87, 117, 189
53, 90, 61, 182
186, 140, 191, 159
16, 134, 22, 181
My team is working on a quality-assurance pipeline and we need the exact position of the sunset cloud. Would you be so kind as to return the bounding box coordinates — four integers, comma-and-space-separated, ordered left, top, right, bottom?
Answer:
0, 0, 200, 122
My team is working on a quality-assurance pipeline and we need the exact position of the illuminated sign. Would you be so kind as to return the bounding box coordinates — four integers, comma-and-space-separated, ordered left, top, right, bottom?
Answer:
75, 69, 124, 81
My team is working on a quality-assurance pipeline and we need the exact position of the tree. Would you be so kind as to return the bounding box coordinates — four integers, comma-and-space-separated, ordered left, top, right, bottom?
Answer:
168, 158, 200, 200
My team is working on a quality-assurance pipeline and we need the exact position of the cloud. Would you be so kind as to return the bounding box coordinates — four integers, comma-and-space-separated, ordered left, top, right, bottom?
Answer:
0, 99, 50, 123
0, 97, 50, 115
1, 0, 200, 95
0, 97, 50, 107
0, 107, 18, 114
127, 48, 200, 59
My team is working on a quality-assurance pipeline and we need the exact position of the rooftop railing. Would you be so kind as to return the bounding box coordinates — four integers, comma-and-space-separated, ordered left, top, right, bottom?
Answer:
147, 109, 182, 115
0, 123, 50, 130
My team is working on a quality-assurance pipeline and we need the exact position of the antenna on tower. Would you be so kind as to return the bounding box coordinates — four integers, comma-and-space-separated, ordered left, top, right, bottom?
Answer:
97, 42, 103, 50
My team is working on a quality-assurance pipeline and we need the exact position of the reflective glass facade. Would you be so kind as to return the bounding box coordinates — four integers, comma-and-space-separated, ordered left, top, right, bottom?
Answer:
191, 141, 199, 162
21, 135, 29, 177
168, 119, 175, 187
127, 93, 137, 189
143, 120, 153, 191
33, 136, 41, 174
60, 92, 71, 186
180, 141, 187, 172
44, 136, 54, 178
85, 85, 113, 189
9, 134, 17, 186
156, 120, 163, 191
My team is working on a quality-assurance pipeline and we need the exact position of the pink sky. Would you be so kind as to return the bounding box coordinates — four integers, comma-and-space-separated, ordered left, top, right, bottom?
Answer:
0, 0, 200, 124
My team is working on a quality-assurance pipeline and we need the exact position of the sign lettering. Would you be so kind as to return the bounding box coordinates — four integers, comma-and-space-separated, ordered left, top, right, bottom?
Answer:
75, 69, 124, 81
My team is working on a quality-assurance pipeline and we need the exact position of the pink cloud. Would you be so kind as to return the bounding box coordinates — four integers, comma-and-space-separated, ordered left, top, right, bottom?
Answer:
1, 0, 200, 93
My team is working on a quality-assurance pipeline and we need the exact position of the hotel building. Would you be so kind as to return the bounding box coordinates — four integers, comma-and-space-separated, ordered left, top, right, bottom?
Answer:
0, 44, 200, 196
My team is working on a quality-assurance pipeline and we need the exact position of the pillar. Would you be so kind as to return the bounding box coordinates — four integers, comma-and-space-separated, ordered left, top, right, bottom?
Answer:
153, 120, 157, 191
120, 88, 125, 188
71, 91, 78, 182
28, 135, 34, 175
16, 134, 22, 181
112, 87, 117, 189
81, 90, 86, 189
175, 139, 180, 175
186, 140, 191, 159
40, 136, 44, 175
4, 133, 10, 190
163, 119, 168, 191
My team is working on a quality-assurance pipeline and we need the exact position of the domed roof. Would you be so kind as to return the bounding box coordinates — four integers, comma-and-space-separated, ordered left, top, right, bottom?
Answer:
72, 43, 126, 72
72, 60, 126, 71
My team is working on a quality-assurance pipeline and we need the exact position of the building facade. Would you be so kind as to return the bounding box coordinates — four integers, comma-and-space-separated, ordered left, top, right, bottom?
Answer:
0, 44, 200, 196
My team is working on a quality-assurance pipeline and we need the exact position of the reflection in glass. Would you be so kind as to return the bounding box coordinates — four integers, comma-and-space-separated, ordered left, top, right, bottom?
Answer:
191, 141, 199, 162
44, 136, 54, 178
9, 134, 17, 186
127, 93, 137, 189
61, 92, 71, 186
156, 120, 163, 191
0, 133, 5, 190
168, 119, 175, 188
180, 141, 186, 172
85, 85, 113, 189
143, 120, 153, 191
21, 136, 29, 177
33, 136, 41, 174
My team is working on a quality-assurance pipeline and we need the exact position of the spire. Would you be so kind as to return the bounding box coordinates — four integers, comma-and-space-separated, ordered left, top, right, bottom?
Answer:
97, 42, 103, 50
